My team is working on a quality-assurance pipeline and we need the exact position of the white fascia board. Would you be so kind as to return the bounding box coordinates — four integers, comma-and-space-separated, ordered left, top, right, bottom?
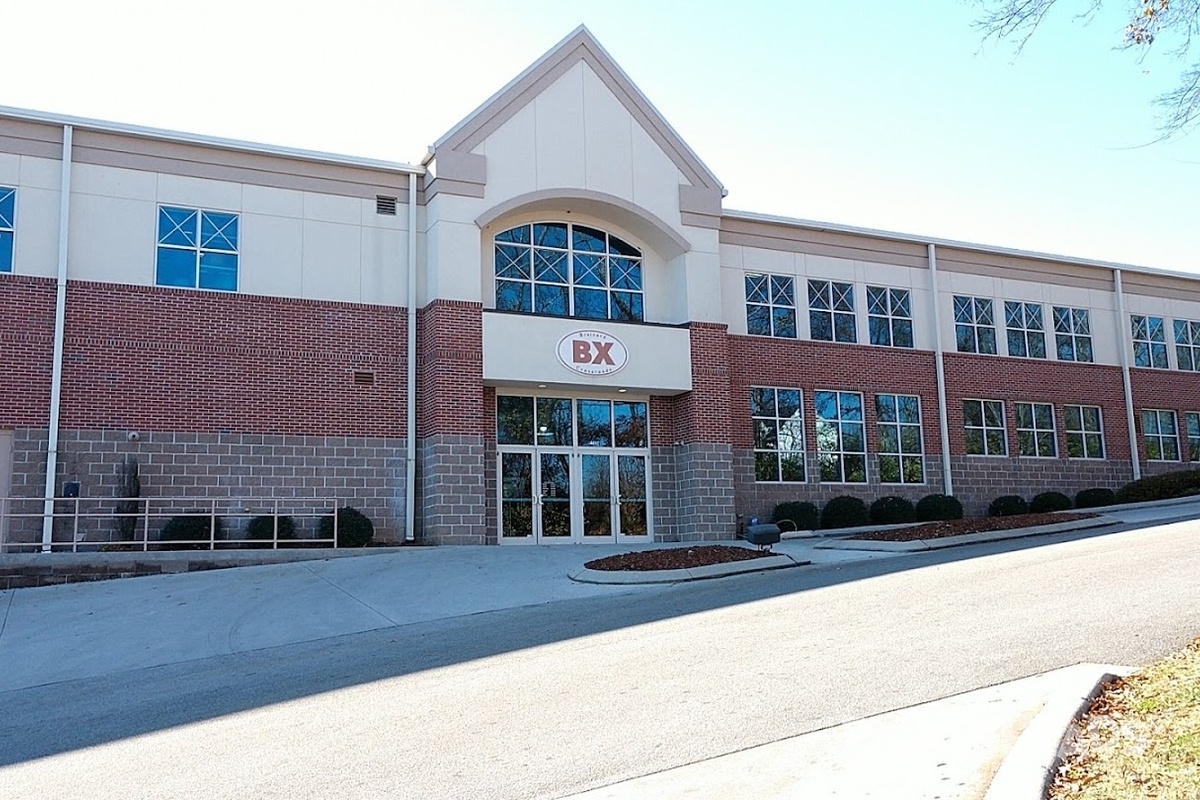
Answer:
0, 104, 425, 176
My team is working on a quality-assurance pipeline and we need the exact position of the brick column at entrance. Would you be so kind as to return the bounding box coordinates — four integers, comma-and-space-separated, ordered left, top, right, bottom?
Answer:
416, 300, 487, 544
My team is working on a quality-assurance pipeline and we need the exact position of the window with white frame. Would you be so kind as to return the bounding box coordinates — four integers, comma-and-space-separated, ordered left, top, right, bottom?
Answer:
1005, 301, 1047, 358
814, 390, 866, 482
1186, 412, 1200, 461
1015, 402, 1057, 458
745, 274, 797, 338
1131, 315, 1169, 369
751, 387, 805, 482
1053, 307, 1093, 362
963, 399, 1006, 456
875, 393, 924, 483
808, 280, 856, 343
156, 206, 239, 291
953, 296, 997, 354
867, 287, 914, 348
1064, 405, 1105, 459
0, 186, 14, 273
1174, 319, 1200, 371
1141, 409, 1179, 461
494, 223, 643, 322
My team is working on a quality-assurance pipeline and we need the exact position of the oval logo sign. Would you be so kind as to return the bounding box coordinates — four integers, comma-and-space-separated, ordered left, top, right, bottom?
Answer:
556, 330, 628, 377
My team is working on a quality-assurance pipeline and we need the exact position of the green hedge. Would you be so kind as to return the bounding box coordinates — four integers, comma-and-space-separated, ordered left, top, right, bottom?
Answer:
159, 513, 223, 550
1029, 491, 1072, 514
821, 496, 869, 529
989, 495, 1029, 517
245, 515, 297, 547
915, 494, 963, 522
771, 501, 819, 532
318, 506, 374, 547
1115, 468, 1200, 504
1075, 487, 1116, 509
869, 496, 916, 525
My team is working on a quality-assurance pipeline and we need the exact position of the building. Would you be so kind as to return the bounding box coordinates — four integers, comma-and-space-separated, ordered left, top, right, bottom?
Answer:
1, 27, 1198, 549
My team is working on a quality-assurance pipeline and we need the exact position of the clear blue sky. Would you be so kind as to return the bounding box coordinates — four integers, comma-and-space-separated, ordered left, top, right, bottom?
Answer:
7, 1, 1197, 271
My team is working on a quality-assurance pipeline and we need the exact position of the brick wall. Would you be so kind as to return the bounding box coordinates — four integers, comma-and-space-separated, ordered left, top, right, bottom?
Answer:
1129, 367, 1200, 471
0, 276, 55, 427
949, 457, 1130, 518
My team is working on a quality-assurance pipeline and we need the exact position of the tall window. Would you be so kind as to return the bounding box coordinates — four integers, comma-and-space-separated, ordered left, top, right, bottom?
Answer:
494, 223, 643, 322
954, 296, 997, 354
1005, 301, 1046, 358
867, 287, 914, 348
1174, 319, 1200, 371
1015, 402, 1057, 458
808, 280, 856, 343
1132, 315, 1168, 369
1186, 412, 1200, 461
751, 387, 805, 482
876, 393, 924, 483
963, 399, 1006, 456
156, 206, 239, 291
1142, 409, 1179, 461
814, 390, 866, 482
745, 274, 797, 338
1053, 307, 1093, 362
1064, 405, 1104, 459
0, 186, 15, 273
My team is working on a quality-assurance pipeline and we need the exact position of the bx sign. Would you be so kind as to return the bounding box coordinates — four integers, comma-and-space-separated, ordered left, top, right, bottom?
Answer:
556, 330, 629, 376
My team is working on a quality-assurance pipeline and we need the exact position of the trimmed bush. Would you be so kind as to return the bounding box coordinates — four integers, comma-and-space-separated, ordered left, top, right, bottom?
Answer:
820, 496, 869, 530
869, 495, 916, 525
1114, 468, 1200, 504
159, 513, 223, 550
318, 506, 374, 547
1029, 491, 1072, 514
771, 501, 819, 532
1075, 487, 1117, 509
915, 494, 963, 522
988, 495, 1029, 517
245, 515, 297, 547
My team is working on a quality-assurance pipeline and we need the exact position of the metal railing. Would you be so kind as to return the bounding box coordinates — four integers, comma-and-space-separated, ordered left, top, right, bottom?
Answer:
0, 496, 343, 553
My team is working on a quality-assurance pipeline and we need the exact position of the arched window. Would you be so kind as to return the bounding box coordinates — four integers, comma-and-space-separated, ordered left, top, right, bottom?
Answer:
494, 222, 644, 322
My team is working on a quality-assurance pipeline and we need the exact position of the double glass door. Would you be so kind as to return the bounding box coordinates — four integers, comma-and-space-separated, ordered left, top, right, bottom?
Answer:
498, 395, 650, 543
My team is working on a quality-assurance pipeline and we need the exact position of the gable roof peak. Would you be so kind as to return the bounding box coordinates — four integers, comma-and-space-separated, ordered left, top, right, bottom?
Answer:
431, 25, 724, 193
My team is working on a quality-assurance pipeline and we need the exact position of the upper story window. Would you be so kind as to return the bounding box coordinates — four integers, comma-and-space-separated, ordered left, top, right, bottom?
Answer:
494, 223, 643, 322
1131, 315, 1168, 369
809, 280, 856, 343
745, 274, 797, 338
0, 186, 14, 273
866, 286, 913, 348
1005, 301, 1046, 358
1174, 319, 1200, 371
953, 296, 997, 354
156, 206, 239, 291
1053, 307, 1093, 363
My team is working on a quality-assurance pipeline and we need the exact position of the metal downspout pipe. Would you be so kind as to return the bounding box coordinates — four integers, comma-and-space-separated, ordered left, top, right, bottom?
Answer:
404, 174, 417, 541
927, 244, 954, 496
41, 125, 73, 552
1114, 269, 1141, 481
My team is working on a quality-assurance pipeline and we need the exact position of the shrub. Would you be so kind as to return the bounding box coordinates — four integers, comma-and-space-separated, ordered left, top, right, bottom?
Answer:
771, 501, 819, 532
1029, 491, 1072, 514
869, 496, 916, 525
1114, 468, 1200, 504
159, 513, 223, 550
1075, 487, 1117, 509
915, 494, 964, 522
988, 495, 1029, 517
245, 515, 297, 547
820, 496, 869, 529
318, 506, 374, 547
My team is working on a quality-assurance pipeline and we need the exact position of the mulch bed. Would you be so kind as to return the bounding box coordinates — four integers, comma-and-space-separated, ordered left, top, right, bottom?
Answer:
848, 512, 1098, 541
585, 545, 772, 572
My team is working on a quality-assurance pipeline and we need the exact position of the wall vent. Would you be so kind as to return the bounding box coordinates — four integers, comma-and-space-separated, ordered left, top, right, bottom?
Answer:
375, 195, 398, 216
353, 370, 376, 386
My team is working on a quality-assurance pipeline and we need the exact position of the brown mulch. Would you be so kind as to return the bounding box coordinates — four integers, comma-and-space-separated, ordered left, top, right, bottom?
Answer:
848, 512, 1099, 541
585, 545, 772, 572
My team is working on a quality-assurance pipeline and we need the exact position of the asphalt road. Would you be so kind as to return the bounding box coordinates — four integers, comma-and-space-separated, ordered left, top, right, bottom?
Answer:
2, 520, 1199, 799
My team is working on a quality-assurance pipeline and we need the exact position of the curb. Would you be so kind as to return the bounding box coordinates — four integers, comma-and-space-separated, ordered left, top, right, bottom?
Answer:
813, 515, 1119, 552
569, 553, 809, 585
983, 663, 1131, 800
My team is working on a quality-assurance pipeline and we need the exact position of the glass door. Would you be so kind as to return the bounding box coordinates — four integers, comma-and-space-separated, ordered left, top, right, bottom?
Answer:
538, 451, 572, 541
500, 452, 534, 540
581, 453, 614, 538
617, 454, 649, 539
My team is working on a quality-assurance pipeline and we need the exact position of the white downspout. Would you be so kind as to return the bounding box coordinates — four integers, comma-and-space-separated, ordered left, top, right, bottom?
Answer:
41, 125, 73, 552
927, 243, 954, 496
404, 173, 417, 541
1114, 269, 1141, 480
